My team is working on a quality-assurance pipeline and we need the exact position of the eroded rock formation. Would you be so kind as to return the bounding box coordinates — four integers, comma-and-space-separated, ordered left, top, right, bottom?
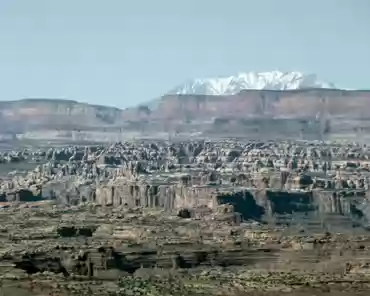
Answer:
1, 139, 370, 295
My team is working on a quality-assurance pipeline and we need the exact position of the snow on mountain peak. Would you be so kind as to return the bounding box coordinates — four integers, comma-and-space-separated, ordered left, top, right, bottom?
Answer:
168, 71, 336, 95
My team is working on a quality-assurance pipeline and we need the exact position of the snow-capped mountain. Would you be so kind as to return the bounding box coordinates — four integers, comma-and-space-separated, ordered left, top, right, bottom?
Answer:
168, 71, 337, 95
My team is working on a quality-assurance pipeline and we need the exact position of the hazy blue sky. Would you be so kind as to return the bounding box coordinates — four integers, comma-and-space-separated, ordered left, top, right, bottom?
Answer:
0, 0, 369, 108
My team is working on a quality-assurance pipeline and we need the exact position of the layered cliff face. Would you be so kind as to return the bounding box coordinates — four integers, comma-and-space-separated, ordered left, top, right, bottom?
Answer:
143, 89, 370, 121
0, 99, 123, 133
1, 89, 370, 135
118, 89, 370, 136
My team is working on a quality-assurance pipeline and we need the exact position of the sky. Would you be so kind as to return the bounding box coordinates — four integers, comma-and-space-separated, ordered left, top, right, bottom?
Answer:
0, 0, 369, 108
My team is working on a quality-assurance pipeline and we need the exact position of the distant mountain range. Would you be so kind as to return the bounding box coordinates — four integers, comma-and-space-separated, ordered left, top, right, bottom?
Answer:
168, 71, 337, 95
